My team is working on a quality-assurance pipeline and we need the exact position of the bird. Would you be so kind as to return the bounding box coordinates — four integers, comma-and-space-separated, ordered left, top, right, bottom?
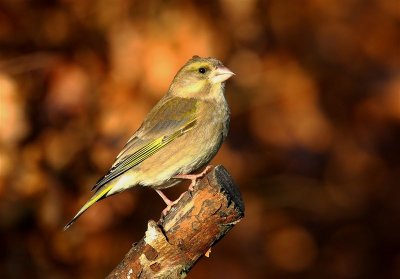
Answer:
64, 56, 234, 230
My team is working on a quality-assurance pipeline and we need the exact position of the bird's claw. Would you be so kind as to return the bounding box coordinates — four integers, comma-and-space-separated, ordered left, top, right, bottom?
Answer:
158, 166, 214, 216
174, 165, 213, 191
161, 191, 186, 216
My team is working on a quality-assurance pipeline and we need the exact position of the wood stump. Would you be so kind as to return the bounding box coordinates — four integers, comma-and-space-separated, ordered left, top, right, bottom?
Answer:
107, 165, 245, 278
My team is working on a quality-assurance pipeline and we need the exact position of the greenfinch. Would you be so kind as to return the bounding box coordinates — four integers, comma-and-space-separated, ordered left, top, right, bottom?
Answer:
64, 56, 234, 230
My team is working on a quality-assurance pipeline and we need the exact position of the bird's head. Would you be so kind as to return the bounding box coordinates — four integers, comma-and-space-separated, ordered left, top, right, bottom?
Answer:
168, 56, 234, 99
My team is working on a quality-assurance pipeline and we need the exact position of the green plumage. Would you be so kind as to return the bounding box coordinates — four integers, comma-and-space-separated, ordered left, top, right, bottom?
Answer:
64, 56, 234, 230
92, 97, 198, 192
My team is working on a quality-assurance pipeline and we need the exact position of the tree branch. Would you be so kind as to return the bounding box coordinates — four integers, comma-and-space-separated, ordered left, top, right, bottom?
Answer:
107, 165, 245, 279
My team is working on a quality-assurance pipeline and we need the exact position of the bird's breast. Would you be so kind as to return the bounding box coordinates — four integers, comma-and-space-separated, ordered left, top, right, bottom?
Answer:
135, 96, 230, 189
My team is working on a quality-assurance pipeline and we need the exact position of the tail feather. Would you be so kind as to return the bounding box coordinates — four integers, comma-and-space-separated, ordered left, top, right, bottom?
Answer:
63, 184, 114, 230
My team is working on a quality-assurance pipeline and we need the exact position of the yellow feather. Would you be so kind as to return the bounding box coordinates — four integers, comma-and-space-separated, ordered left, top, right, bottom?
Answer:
63, 183, 114, 230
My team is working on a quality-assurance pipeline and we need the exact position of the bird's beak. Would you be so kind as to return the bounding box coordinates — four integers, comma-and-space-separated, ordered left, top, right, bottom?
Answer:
211, 65, 235, 84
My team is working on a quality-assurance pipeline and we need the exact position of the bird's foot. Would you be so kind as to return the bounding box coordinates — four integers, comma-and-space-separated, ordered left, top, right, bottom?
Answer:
156, 166, 213, 215
173, 165, 213, 191
156, 190, 186, 216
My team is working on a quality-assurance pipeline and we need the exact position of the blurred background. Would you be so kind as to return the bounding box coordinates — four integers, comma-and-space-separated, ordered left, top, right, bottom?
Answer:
0, 0, 399, 278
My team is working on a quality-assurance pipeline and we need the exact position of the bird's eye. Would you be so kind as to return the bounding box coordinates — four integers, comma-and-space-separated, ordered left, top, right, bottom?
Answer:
198, 67, 206, 74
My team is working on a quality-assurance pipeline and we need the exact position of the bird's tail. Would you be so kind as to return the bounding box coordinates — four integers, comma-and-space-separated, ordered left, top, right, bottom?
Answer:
63, 184, 114, 230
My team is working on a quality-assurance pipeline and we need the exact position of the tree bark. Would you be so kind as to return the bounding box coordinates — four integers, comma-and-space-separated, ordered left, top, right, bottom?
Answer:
107, 165, 245, 279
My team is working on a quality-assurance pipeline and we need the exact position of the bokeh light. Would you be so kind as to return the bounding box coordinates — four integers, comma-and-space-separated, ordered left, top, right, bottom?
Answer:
0, 1, 399, 278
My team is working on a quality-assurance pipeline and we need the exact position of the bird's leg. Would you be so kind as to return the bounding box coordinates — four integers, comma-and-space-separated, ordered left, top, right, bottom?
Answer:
173, 165, 213, 191
156, 189, 186, 215
156, 189, 172, 205
156, 166, 213, 215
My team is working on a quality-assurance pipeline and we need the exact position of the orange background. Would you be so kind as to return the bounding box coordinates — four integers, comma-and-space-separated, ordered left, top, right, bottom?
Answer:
0, 1, 399, 278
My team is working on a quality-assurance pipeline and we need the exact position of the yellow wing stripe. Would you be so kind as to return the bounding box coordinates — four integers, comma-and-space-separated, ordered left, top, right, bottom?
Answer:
93, 118, 197, 190
64, 118, 197, 230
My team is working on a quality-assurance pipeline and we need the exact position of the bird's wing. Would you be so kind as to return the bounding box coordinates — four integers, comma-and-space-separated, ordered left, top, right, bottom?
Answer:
91, 97, 198, 192
63, 97, 198, 230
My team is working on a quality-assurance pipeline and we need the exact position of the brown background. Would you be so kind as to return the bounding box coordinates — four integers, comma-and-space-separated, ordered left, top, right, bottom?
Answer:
0, 0, 399, 278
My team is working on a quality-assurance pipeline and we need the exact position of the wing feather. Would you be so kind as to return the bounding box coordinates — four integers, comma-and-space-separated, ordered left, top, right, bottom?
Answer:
92, 97, 198, 192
